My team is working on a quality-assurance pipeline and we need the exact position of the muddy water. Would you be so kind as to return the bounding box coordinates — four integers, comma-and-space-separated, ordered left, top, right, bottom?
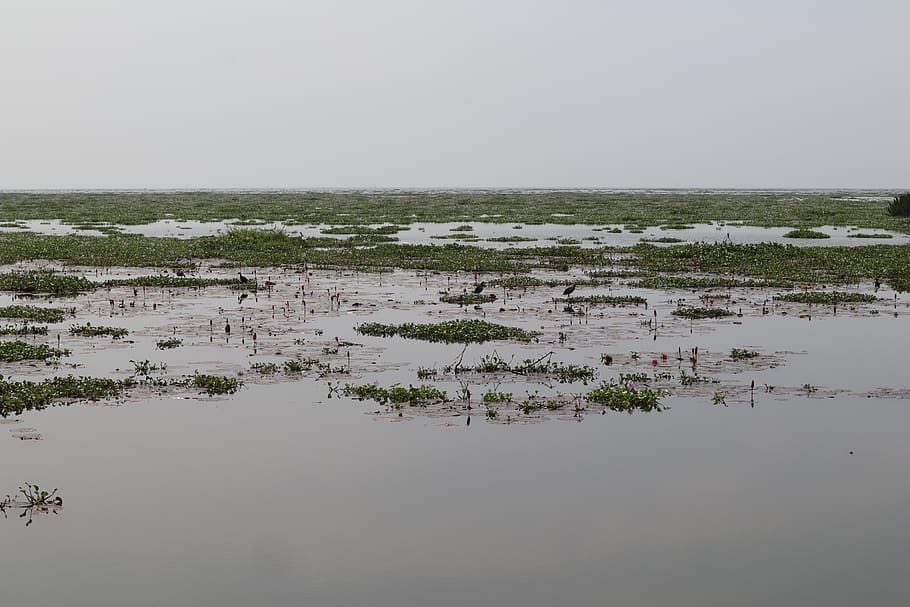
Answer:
1, 266, 909, 605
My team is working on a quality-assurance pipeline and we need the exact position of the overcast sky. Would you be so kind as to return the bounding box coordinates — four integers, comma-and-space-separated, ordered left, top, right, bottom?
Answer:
1, 1, 907, 189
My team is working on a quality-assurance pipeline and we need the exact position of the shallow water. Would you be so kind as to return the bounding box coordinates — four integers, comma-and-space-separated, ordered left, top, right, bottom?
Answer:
3, 219, 907, 248
1, 265, 909, 605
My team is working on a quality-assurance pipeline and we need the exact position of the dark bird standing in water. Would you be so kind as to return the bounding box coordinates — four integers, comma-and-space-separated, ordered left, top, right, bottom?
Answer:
176, 269, 185, 277
238, 272, 249, 284
563, 284, 576, 296
473, 282, 485, 294
225, 321, 231, 335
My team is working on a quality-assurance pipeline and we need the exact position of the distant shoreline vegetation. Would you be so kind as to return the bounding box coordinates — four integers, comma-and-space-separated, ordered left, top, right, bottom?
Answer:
0, 190, 908, 231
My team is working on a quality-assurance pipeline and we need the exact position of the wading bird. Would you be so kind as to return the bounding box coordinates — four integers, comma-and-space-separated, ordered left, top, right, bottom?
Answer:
563, 284, 576, 296
473, 282, 485, 294
238, 272, 249, 284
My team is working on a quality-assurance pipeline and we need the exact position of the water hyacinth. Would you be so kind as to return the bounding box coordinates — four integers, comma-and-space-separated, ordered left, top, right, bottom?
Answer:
356, 320, 540, 344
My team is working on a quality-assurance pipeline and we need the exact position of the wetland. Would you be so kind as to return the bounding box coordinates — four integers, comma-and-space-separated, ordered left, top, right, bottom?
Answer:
2, 190, 910, 606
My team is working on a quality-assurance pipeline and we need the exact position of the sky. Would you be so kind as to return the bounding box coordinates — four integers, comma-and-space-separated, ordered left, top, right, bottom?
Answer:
1, 0, 907, 189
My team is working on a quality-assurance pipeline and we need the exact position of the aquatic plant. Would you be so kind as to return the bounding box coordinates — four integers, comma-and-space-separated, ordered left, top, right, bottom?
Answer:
69, 324, 129, 339
356, 320, 539, 344
0, 325, 48, 336
730, 348, 760, 360
0, 305, 66, 323
848, 233, 892, 239
342, 383, 448, 407
439, 293, 497, 305
482, 390, 513, 403
0, 340, 69, 362
0, 374, 125, 416
17, 484, 62, 507
189, 372, 239, 396
556, 295, 647, 306
775, 291, 877, 304
156, 337, 183, 349
584, 380, 668, 413
671, 307, 734, 320
783, 229, 830, 239
0, 271, 94, 295
251, 362, 279, 374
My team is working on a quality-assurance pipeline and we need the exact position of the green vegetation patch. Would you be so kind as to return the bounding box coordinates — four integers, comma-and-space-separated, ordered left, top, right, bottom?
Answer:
0, 340, 69, 362
356, 319, 540, 344
155, 338, 183, 349
343, 383, 448, 407
671, 307, 734, 320
188, 372, 239, 396
775, 291, 877, 305
730, 348, 760, 360
556, 295, 647, 306
0, 375, 124, 417
69, 324, 129, 339
0, 271, 94, 295
439, 293, 497, 305
848, 233, 893, 239
584, 380, 668, 413
0, 325, 48, 336
0, 306, 65, 324
783, 229, 830, 239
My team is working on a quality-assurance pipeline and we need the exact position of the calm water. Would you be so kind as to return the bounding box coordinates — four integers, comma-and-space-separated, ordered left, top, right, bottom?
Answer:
1, 265, 909, 605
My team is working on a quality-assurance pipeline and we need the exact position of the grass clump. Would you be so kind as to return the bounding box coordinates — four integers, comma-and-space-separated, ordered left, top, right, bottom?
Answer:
672, 307, 734, 320
776, 291, 877, 304
156, 338, 183, 349
730, 348, 759, 360
69, 324, 129, 339
356, 320, 540, 344
783, 229, 830, 239
0, 306, 66, 323
585, 380, 668, 413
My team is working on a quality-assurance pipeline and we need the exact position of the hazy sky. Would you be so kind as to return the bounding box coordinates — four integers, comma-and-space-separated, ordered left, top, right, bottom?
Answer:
1, 1, 907, 189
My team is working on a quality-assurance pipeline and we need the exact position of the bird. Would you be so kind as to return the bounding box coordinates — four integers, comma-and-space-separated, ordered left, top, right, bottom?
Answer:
473, 282, 485, 294
238, 272, 249, 284
176, 269, 186, 277
563, 284, 576, 296
238, 293, 249, 303
225, 321, 231, 335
